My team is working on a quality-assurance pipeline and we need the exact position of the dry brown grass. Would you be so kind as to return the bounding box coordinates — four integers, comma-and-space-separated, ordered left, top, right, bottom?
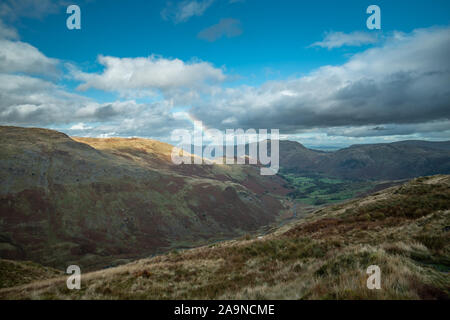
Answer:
1, 175, 449, 300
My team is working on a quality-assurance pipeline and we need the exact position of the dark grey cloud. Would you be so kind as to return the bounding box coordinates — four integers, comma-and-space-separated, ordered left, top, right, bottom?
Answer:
323, 121, 450, 138
198, 18, 242, 42
189, 27, 450, 137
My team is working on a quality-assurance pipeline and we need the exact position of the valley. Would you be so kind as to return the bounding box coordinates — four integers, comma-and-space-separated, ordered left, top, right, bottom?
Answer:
0, 126, 449, 299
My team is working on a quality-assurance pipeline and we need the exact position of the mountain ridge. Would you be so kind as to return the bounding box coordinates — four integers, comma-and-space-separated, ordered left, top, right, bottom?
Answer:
277, 139, 450, 180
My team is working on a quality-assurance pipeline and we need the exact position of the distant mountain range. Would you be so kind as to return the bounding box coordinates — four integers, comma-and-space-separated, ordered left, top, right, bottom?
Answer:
191, 138, 450, 180
277, 140, 450, 180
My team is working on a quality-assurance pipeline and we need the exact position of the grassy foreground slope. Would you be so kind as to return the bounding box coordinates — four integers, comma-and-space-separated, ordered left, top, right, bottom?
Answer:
0, 126, 290, 270
0, 259, 62, 289
1, 175, 448, 299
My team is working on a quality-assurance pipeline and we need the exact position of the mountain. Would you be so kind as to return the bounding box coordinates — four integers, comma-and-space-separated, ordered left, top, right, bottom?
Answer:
1, 125, 449, 273
1, 175, 448, 299
278, 140, 450, 180
0, 126, 290, 270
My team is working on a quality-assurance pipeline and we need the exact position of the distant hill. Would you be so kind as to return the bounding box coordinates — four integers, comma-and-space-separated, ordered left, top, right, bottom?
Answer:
1, 175, 448, 299
277, 140, 450, 180
176, 139, 450, 180
0, 126, 290, 270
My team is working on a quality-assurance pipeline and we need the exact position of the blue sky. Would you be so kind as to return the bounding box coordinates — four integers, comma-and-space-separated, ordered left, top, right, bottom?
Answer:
0, 0, 449, 148
18, 0, 450, 80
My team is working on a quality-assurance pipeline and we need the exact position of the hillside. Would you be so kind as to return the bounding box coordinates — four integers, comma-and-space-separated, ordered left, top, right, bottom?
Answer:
0, 126, 290, 270
0, 259, 63, 289
278, 140, 450, 180
1, 175, 448, 300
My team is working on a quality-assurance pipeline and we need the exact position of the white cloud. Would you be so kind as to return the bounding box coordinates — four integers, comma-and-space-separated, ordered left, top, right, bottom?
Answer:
0, 73, 89, 125
0, 21, 193, 139
310, 31, 379, 49
0, 39, 58, 75
0, 71, 191, 138
63, 100, 193, 139
70, 123, 92, 130
71, 55, 226, 96
161, 0, 215, 23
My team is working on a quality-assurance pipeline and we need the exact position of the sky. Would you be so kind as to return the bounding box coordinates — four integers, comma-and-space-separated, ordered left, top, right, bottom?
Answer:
0, 0, 449, 149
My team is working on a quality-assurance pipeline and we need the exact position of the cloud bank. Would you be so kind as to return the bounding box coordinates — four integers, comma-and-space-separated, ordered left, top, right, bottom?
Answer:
0, 21, 449, 144
190, 27, 450, 137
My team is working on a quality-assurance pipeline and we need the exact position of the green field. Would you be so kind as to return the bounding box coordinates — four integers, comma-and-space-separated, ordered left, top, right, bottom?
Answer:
279, 170, 376, 205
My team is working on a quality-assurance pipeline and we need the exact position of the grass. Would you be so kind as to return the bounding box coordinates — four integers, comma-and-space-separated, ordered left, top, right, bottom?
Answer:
0, 175, 449, 300
0, 259, 63, 289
